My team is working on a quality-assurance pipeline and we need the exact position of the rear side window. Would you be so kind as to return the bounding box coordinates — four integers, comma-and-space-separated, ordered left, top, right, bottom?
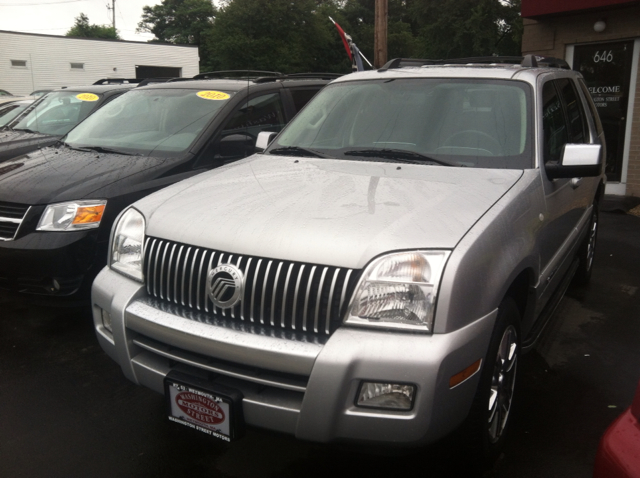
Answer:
556, 78, 588, 143
578, 78, 604, 137
542, 81, 568, 163
289, 88, 319, 113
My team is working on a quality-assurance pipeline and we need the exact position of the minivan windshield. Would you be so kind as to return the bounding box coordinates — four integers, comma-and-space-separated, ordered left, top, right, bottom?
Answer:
65, 88, 234, 157
269, 79, 533, 169
0, 101, 32, 128
11, 91, 104, 136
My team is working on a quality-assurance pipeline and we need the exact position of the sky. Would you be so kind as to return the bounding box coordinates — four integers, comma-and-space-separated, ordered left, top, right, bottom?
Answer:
0, 0, 164, 42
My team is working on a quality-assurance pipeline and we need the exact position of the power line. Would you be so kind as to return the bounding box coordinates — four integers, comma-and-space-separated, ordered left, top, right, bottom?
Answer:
0, 0, 89, 5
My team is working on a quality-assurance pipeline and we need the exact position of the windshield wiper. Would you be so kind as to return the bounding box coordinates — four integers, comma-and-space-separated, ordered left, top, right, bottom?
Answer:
73, 145, 140, 156
12, 127, 39, 134
343, 149, 455, 167
268, 146, 327, 158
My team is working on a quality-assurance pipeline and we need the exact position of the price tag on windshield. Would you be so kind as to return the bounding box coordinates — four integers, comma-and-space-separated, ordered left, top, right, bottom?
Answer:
197, 91, 231, 101
76, 93, 99, 102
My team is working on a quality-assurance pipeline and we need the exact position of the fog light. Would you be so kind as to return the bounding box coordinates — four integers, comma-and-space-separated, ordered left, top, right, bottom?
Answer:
101, 309, 112, 333
356, 382, 415, 410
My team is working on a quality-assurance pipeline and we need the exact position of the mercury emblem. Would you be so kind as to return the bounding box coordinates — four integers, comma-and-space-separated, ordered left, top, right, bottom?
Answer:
206, 264, 244, 309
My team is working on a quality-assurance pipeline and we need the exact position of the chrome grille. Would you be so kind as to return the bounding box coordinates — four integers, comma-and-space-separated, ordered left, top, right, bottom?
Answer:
0, 201, 30, 241
144, 237, 360, 336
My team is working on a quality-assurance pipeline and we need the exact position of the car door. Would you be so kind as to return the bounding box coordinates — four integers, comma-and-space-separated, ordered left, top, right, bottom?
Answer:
536, 77, 592, 308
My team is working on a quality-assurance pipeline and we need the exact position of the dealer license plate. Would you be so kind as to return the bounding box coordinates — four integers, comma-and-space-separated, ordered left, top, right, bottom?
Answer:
164, 371, 244, 442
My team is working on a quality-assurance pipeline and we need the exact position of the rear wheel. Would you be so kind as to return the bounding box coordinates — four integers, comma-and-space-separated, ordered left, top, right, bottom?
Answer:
574, 203, 599, 286
465, 297, 520, 467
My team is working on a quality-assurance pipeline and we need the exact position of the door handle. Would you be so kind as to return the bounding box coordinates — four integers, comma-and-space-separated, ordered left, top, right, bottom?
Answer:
571, 177, 582, 188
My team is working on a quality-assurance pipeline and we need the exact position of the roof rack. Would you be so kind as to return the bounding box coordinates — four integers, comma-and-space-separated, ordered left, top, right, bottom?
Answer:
253, 72, 343, 84
93, 78, 142, 85
135, 77, 175, 87
193, 70, 282, 80
379, 55, 570, 71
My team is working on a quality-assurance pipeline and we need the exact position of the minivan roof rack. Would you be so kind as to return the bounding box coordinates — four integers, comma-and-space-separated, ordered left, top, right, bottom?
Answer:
193, 70, 282, 80
253, 72, 343, 83
93, 78, 142, 85
379, 55, 571, 71
135, 78, 175, 87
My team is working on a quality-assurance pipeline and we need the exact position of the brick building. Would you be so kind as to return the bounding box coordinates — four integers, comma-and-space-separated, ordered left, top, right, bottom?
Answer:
522, 0, 640, 197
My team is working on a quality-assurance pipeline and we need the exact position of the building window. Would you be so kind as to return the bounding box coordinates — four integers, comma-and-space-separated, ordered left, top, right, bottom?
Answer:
10, 60, 27, 68
70, 62, 85, 70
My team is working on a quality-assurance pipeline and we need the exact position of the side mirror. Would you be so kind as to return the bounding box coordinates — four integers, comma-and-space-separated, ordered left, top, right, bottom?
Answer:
255, 131, 277, 153
218, 133, 254, 159
545, 143, 602, 179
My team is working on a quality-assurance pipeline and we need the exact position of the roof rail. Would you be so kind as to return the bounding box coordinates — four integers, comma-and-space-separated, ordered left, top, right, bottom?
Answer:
135, 77, 175, 87
380, 55, 571, 71
93, 78, 142, 85
193, 70, 282, 80
253, 72, 343, 83
522, 55, 570, 69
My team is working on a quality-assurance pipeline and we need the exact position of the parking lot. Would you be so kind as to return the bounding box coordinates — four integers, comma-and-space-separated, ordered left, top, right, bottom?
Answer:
1, 200, 640, 478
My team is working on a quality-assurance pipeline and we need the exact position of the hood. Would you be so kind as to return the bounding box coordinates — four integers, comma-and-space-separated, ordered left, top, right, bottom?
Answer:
0, 130, 57, 162
0, 146, 173, 205
140, 155, 523, 270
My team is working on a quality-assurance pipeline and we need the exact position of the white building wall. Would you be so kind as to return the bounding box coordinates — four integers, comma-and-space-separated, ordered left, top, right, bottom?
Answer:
0, 31, 200, 95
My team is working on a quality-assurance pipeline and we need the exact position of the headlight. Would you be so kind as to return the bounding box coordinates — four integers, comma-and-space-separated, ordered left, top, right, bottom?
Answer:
346, 251, 450, 332
37, 200, 107, 231
110, 207, 145, 282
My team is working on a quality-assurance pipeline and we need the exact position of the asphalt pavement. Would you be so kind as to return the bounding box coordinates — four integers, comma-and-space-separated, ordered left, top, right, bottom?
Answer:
1, 197, 640, 478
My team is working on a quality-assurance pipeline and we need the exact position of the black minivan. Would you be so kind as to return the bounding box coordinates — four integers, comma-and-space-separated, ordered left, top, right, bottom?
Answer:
0, 74, 335, 297
0, 83, 137, 163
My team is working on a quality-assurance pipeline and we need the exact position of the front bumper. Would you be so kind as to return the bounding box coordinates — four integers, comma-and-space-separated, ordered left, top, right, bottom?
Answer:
93, 267, 497, 446
0, 229, 103, 295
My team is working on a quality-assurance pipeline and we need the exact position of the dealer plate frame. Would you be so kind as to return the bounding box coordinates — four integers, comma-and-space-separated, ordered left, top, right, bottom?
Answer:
164, 370, 245, 442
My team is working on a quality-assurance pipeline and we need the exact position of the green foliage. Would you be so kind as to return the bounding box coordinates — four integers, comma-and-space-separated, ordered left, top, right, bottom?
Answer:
66, 13, 120, 40
410, 0, 523, 58
135, 0, 523, 73
203, 0, 348, 73
137, 0, 216, 44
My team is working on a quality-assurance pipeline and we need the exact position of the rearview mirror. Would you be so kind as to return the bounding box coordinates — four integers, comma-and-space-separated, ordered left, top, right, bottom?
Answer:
545, 143, 602, 179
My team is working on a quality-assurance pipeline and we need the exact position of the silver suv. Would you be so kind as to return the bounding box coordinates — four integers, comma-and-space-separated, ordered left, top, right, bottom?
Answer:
92, 56, 605, 461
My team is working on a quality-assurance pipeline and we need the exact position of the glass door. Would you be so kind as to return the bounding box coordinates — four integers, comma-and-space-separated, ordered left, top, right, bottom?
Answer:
573, 41, 634, 182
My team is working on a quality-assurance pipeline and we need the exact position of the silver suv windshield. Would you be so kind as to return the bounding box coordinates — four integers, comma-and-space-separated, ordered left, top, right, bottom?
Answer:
65, 88, 235, 157
11, 91, 104, 136
270, 78, 533, 169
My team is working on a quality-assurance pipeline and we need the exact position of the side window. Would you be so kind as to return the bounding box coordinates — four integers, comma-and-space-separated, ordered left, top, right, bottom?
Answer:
200, 93, 286, 166
223, 93, 286, 137
556, 78, 588, 143
289, 88, 319, 113
578, 78, 604, 137
542, 81, 568, 164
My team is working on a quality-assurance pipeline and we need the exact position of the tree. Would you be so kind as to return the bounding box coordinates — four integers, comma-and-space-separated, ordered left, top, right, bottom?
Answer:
66, 13, 120, 40
409, 0, 523, 58
137, 0, 216, 45
204, 0, 348, 73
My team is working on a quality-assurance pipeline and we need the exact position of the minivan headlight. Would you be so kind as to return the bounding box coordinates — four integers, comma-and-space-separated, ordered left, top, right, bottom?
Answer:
37, 200, 107, 231
110, 207, 145, 282
346, 251, 450, 332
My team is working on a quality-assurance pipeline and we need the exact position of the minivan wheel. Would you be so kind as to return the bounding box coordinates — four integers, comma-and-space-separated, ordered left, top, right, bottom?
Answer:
464, 297, 520, 467
573, 203, 599, 286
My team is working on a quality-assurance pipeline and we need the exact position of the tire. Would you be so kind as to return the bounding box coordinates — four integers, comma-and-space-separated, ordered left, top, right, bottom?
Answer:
573, 203, 599, 286
464, 297, 520, 468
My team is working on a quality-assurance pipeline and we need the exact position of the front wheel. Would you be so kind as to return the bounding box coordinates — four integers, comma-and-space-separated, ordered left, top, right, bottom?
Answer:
464, 297, 520, 467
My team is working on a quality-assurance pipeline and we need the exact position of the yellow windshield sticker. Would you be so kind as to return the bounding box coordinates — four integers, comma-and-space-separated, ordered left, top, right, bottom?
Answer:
197, 90, 230, 101
76, 93, 99, 102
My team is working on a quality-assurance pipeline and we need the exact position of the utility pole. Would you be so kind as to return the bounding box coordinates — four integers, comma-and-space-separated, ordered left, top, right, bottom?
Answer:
106, 0, 116, 29
374, 0, 388, 68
